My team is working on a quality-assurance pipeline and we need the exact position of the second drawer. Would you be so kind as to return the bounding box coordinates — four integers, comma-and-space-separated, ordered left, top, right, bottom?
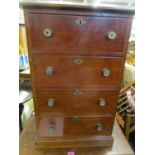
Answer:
36, 89, 118, 115
32, 55, 123, 89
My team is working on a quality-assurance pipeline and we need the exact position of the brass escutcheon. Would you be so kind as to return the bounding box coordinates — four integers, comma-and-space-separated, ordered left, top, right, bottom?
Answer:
75, 18, 86, 26
73, 58, 84, 65
72, 116, 80, 123
74, 89, 82, 96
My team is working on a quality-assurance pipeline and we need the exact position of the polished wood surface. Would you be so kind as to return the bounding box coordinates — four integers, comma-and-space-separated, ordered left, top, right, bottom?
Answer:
27, 13, 130, 53
20, 0, 135, 13
23, 4, 134, 148
32, 55, 123, 89
20, 115, 134, 154
36, 89, 118, 115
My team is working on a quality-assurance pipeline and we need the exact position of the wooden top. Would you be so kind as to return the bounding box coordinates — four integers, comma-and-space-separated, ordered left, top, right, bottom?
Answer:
20, 0, 134, 13
20, 115, 134, 155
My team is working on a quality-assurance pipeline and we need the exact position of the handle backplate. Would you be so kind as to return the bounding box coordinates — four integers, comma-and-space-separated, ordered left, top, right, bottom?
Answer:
46, 67, 54, 76
96, 123, 103, 131
99, 98, 106, 107
107, 31, 117, 40
49, 123, 56, 132
48, 98, 55, 107
43, 28, 53, 37
102, 68, 110, 77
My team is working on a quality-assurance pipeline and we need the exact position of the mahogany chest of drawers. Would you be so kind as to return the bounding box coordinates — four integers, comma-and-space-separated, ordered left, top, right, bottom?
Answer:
22, 1, 134, 148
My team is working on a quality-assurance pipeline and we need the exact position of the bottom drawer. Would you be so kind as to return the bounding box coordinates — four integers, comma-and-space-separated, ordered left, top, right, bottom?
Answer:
37, 115, 114, 138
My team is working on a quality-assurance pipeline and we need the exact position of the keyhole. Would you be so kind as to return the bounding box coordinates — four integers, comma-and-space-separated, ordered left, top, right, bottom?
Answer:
75, 18, 86, 26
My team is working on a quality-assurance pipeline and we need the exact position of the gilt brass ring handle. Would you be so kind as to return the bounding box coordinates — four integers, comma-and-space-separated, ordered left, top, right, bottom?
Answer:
46, 67, 54, 76
43, 28, 53, 37
48, 98, 55, 107
49, 123, 56, 132
99, 98, 106, 107
102, 68, 110, 77
96, 123, 103, 131
107, 31, 117, 40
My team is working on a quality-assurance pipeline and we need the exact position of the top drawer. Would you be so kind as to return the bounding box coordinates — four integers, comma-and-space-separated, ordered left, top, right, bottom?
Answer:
26, 13, 130, 54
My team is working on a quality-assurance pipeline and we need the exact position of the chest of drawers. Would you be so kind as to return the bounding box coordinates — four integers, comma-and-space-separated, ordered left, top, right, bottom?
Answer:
22, 1, 134, 148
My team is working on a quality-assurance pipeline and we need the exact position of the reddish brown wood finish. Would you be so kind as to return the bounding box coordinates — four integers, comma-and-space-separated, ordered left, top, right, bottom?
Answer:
35, 135, 114, 148
36, 89, 118, 115
32, 55, 123, 89
38, 115, 113, 138
27, 13, 129, 53
23, 4, 134, 148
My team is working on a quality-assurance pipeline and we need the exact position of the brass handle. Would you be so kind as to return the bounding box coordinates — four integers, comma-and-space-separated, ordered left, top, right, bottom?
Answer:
74, 89, 82, 96
49, 123, 56, 132
107, 31, 117, 40
46, 67, 54, 76
102, 68, 110, 77
96, 123, 103, 131
43, 28, 53, 37
72, 116, 80, 123
99, 98, 106, 107
48, 98, 55, 107
73, 58, 84, 65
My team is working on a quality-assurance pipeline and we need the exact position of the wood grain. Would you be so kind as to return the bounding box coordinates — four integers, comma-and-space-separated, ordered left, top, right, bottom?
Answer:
23, 5, 134, 148
27, 13, 130, 53
36, 89, 118, 115
32, 55, 123, 89
37, 115, 114, 138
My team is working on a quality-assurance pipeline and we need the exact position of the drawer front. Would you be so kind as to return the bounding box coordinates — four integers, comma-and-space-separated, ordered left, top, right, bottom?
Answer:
27, 14, 129, 53
32, 55, 123, 89
38, 115, 113, 138
36, 90, 118, 115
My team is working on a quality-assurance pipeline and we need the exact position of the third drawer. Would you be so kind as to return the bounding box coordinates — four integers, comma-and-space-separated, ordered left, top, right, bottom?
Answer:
36, 89, 119, 115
